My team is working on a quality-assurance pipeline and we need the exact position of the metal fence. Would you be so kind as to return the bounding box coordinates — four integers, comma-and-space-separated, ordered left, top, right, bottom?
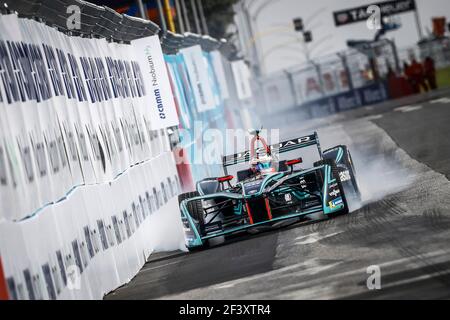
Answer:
399, 38, 450, 69
1, 0, 162, 41
256, 38, 450, 119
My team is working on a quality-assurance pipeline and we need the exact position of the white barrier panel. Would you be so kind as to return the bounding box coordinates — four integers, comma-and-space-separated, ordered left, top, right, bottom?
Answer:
0, 152, 185, 300
165, 56, 192, 130
0, 11, 246, 300
231, 60, 253, 100
180, 45, 216, 112
210, 51, 230, 100
0, 14, 179, 222
132, 36, 179, 130
0, 13, 186, 300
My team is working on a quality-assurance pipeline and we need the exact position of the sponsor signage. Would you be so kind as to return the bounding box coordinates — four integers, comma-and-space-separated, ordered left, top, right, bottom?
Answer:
180, 45, 216, 112
231, 60, 253, 100
209, 51, 230, 100
222, 135, 316, 166
298, 81, 388, 119
132, 35, 179, 129
333, 0, 417, 27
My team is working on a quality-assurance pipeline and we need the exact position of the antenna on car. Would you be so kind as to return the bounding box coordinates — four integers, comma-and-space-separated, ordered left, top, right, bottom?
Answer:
248, 126, 264, 140
248, 126, 271, 160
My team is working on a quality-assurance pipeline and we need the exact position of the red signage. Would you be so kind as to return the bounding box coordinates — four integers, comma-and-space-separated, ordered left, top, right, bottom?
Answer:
433, 17, 447, 37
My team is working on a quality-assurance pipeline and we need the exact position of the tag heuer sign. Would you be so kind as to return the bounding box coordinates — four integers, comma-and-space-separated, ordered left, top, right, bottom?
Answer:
333, 0, 417, 27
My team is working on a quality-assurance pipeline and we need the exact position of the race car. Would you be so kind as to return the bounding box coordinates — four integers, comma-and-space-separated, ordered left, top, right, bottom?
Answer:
178, 130, 360, 251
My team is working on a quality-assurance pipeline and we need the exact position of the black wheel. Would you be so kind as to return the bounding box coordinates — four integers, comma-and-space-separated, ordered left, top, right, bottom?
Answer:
314, 159, 349, 218
178, 191, 208, 251
185, 242, 210, 252
178, 191, 204, 225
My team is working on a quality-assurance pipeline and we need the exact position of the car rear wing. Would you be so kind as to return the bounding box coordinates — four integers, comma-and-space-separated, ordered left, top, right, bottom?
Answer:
222, 132, 323, 168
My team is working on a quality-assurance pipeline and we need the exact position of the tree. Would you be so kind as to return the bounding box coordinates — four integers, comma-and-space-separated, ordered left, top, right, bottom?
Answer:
90, 0, 239, 39
198, 0, 239, 39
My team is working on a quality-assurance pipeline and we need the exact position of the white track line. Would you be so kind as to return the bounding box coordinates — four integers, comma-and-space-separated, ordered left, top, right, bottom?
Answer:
430, 97, 450, 104
364, 115, 384, 121
394, 105, 423, 113
294, 232, 342, 245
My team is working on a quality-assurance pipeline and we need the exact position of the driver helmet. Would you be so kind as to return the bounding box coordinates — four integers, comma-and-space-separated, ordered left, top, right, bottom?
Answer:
251, 154, 275, 174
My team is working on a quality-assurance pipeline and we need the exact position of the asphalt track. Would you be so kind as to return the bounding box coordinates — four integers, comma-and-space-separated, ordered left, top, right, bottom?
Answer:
105, 89, 450, 300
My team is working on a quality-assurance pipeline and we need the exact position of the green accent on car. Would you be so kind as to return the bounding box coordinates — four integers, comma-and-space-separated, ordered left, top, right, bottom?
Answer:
201, 206, 324, 240
336, 147, 344, 163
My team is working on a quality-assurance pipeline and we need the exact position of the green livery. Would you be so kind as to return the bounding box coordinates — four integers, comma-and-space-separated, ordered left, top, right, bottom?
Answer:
178, 132, 361, 251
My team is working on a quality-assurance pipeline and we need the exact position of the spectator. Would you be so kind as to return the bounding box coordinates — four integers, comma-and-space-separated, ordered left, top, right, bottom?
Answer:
404, 62, 419, 93
424, 56, 438, 90
386, 65, 396, 80
410, 58, 429, 93
403, 62, 410, 74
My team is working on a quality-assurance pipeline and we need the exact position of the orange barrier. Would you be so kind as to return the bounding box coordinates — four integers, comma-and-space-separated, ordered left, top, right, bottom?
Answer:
387, 75, 414, 99
0, 257, 9, 300
174, 148, 195, 193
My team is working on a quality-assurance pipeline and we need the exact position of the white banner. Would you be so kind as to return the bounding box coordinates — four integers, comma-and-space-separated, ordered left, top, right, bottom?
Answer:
0, 13, 187, 300
0, 150, 184, 300
210, 51, 230, 100
0, 14, 185, 222
231, 60, 253, 100
180, 45, 216, 112
131, 36, 179, 130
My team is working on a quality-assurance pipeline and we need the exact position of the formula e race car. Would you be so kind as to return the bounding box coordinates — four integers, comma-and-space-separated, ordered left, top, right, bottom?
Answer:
178, 131, 360, 251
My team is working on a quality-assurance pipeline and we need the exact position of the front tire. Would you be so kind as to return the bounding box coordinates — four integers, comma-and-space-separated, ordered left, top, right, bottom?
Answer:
178, 191, 208, 251
178, 191, 204, 224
